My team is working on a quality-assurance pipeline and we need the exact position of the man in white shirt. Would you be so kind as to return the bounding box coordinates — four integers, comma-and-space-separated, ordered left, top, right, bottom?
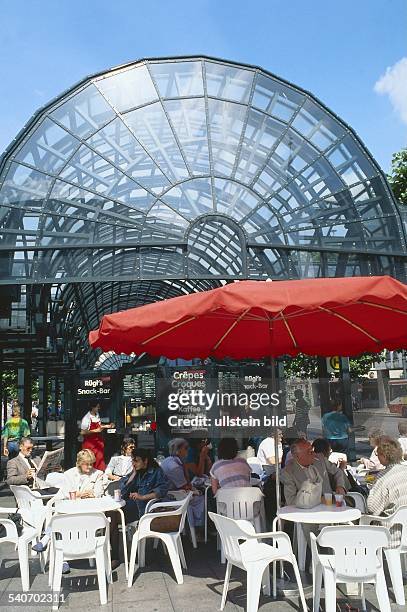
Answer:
257, 430, 283, 477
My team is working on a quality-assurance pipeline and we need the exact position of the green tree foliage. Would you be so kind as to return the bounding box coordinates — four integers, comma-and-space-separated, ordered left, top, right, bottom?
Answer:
388, 148, 407, 206
283, 353, 381, 379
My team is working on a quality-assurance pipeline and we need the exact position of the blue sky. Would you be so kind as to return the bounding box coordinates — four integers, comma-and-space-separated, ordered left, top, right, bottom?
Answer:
0, 0, 405, 171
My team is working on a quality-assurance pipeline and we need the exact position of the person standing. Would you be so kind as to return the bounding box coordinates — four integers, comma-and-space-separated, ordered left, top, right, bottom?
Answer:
293, 389, 310, 436
321, 399, 352, 453
2, 404, 30, 458
80, 402, 114, 471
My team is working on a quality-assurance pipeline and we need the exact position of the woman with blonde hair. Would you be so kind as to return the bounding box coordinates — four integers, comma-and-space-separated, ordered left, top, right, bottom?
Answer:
33, 449, 121, 569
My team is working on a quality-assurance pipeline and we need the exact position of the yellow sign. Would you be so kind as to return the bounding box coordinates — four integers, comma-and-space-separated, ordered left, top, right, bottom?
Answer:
327, 356, 340, 372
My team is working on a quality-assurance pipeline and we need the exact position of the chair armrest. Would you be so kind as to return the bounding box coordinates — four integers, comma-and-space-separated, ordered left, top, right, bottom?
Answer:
0, 507, 18, 514
0, 518, 18, 539
360, 514, 387, 525
244, 530, 293, 555
146, 500, 185, 513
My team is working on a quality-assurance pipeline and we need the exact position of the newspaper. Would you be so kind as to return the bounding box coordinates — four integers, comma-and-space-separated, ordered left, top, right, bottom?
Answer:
34, 447, 64, 483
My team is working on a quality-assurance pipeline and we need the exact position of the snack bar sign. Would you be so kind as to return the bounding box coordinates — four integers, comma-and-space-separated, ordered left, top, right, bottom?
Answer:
77, 375, 111, 398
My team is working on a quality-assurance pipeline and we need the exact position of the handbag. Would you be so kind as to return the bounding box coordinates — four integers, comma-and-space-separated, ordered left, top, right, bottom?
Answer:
295, 465, 323, 509
0, 512, 24, 538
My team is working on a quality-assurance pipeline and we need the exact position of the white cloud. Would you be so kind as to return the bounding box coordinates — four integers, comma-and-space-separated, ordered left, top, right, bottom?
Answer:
374, 57, 407, 125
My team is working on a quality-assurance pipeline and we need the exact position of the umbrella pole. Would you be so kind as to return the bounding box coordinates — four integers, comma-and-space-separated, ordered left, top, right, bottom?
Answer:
270, 357, 280, 514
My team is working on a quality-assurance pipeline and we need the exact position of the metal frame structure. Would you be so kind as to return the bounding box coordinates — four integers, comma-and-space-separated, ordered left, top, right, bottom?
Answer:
0, 56, 406, 384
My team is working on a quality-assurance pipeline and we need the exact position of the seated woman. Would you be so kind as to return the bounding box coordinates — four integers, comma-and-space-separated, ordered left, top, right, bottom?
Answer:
160, 438, 205, 529
33, 449, 121, 569
185, 438, 212, 478
120, 448, 169, 524
367, 436, 407, 547
312, 437, 347, 469
397, 421, 407, 460
358, 428, 385, 471
105, 438, 135, 481
210, 438, 251, 495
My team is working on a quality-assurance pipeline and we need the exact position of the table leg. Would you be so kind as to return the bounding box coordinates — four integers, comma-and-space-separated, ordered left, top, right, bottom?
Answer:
296, 523, 306, 572
117, 508, 128, 578
204, 487, 209, 543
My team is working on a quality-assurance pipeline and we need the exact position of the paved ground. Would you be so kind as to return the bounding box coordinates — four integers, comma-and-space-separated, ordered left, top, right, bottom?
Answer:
0, 492, 406, 612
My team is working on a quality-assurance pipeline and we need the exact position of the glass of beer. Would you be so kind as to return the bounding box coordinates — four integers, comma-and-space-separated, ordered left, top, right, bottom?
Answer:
324, 493, 333, 506
69, 491, 77, 500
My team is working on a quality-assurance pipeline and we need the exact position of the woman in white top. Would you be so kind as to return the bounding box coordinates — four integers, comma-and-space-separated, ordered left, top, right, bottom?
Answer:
398, 421, 407, 459
34, 449, 121, 568
105, 438, 135, 481
60, 448, 105, 498
358, 428, 385, 471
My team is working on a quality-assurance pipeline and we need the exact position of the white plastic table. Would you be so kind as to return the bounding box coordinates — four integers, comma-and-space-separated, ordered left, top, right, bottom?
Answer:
274, 504, 361, 571
54, 497, 128, 576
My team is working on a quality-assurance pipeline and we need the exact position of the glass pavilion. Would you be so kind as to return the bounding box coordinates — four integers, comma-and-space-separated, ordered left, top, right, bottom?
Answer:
0, 56, 406, 429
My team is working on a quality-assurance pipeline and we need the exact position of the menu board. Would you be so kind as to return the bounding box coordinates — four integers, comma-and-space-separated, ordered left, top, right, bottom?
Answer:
123, 373, 156, 401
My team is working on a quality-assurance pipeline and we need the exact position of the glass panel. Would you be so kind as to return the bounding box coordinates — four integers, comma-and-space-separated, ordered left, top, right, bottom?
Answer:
1, 163, 53, 208
205, 62, 254, 103
252, 74, 304, 122
234, 109, 281, 184
207, 99, 247, 177
149, 61, 204, 97
213, 178, 261, 221
187, 218, 244, 276
125, 103, 189, 182
58, 144, 153, 209
15, 118, 79, 173
290, 250, 322, 278
292, 99, 346, 151
328, 135, 377, 186
143, 201, 188, 241
248, 247, 288, 279
161, 177, 213, 218
164, 98, 210, 175
50, 84, 115, 138
87, 117, 170, 194
96, 64, 158, 112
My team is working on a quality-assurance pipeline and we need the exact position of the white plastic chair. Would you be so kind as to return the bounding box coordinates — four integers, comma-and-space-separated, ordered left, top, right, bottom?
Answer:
9, 484, 52, 570
45, 472, 65, 488
128, 493, 191, 586
360, 505, 407, 606
247, 457, 263, 477
0, 509, 37, 591
311, 525, 391, 612
168, 489, 198, 548
9, 485, 50, 536
209, 512, 307, 612
346, 491, 367, 513
48, 512, 112, 610
216, 487, 265, 563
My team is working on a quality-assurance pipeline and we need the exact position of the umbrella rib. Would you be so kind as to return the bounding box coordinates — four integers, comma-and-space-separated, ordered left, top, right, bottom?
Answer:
357, 300, 407, 315
280, 311, 298, 348
140, 316, 197, 345
318, 306, 379, 343
213, 307, 251, 351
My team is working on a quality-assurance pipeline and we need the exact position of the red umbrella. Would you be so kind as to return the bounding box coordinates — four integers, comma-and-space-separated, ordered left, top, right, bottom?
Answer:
89, 276, 407, 358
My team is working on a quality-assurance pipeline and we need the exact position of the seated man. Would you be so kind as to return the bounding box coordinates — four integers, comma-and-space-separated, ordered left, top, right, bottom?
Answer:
257, 429, 283, 478
6, 437, 47, 488
281, 438, 348, 506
